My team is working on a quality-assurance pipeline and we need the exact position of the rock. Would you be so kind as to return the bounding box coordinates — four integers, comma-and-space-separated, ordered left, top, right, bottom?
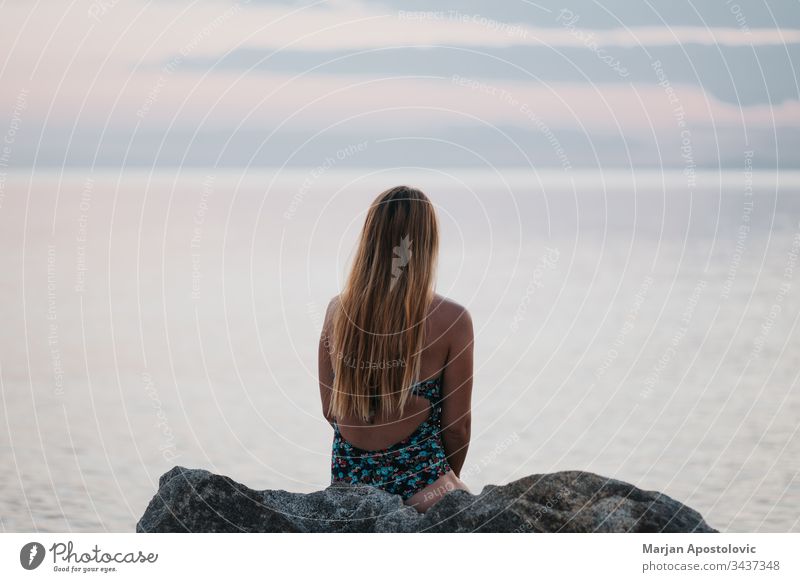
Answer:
136, 466, 717, 533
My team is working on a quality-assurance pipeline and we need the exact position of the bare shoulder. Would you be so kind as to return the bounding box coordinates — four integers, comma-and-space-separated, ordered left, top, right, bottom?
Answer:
326, 294, 341, 312
430, 294, 473, 332
322, 295, 341, 329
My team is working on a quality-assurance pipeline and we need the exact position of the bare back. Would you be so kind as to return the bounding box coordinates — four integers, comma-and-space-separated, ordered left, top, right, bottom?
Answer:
319, 293, 473, 454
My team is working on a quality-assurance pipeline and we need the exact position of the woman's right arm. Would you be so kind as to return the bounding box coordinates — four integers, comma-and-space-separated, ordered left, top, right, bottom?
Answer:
440, 305, 474, 477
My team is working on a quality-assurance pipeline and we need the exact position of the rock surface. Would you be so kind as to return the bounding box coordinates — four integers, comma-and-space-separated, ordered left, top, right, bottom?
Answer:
136, 466, 717, 533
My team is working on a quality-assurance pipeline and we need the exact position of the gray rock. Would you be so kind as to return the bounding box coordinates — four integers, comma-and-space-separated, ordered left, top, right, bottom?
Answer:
136, 466, 718, 533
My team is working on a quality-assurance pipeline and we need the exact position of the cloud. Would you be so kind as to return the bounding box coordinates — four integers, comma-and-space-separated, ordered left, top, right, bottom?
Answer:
1, 0, 797, 169
176, 42, 800, 106
365, 0, 800, 29
12, 120, 799, 169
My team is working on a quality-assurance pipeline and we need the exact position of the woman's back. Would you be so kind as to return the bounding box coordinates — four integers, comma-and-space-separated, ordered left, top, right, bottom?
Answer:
321, 294, 469, 451
317, 185, 473, 511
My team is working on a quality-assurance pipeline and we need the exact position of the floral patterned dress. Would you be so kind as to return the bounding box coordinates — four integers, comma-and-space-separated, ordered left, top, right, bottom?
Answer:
330, 377, 451, 500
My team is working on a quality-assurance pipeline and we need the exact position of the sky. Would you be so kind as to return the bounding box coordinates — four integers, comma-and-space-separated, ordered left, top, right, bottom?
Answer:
0, 0, 798, 168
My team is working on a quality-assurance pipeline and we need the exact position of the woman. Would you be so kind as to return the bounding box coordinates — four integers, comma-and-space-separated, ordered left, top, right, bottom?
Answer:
318, 185, 474, 512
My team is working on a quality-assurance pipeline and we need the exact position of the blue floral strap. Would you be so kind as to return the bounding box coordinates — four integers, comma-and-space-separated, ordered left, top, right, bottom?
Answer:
411, 376, 442, 402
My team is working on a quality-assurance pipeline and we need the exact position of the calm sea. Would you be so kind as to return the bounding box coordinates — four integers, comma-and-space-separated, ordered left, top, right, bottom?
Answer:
1, 168, 798, 532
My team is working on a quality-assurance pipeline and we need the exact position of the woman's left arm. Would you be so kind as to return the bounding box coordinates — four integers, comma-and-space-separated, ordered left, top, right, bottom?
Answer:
318, 298, 337, 427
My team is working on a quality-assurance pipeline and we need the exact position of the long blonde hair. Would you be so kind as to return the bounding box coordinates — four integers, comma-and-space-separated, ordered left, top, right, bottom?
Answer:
328, 185, 439, 422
